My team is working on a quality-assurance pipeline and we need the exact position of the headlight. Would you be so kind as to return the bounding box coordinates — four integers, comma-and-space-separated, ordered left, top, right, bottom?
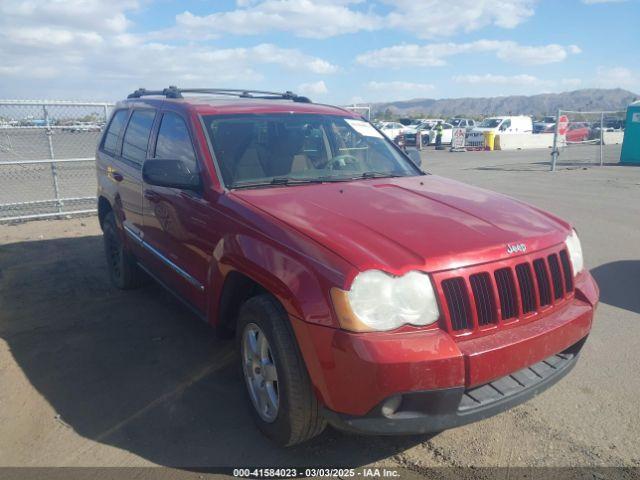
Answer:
564, 229, 584, 276
331, 270, 440, 332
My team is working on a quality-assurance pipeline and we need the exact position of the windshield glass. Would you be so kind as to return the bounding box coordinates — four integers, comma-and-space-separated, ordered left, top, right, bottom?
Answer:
478, 118, 502, 128
449, 119, 462, 126
203, 114, 421, 188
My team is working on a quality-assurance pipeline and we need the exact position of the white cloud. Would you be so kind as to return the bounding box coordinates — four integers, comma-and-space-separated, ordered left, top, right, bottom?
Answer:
453, 74, 545, 86
382, 0, 535, 39
0, 0, 138, 34
298, 80, 329, 96
452, 74, 586, 94
172, 0, 536, 40
0, 0, 339, 99
495, 43, 574, 65
175, 1, 381, 40
364, 81, 436, 101
357, 40, 581, 68
582, 0, 627, 4
595, 67, 640, 91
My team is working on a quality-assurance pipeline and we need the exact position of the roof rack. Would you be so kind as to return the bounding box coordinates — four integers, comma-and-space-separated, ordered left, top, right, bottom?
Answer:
127, 86, 312, 103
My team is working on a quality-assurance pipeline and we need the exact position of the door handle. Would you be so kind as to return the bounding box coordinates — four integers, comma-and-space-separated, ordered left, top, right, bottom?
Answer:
144, 190, 161, 203
107, 166, 123, 182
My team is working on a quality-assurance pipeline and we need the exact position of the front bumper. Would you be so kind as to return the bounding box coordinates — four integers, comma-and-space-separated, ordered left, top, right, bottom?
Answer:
321, 339, 583, 435
289, 271, 597, 424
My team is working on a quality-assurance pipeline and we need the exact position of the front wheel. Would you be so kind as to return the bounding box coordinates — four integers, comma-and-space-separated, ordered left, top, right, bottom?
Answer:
237, 295, 326, 446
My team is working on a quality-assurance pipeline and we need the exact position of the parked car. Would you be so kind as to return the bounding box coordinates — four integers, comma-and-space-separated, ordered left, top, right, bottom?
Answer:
448, 118, 476, 131
97, 86, 598, 446
469, 115, 533, 142
63, 122, 103, 133
548, 122, 591, 142
604, 117, 625, 130
400, 121, 438, 147
424, 122, 454, 145
378, 121, 406, 140
533, 116, 556, 134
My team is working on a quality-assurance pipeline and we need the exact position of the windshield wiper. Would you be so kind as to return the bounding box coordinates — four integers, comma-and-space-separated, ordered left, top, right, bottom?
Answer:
230, 173, 404, 189
315, 172, 405, 182
359, 171, 403, 179
230, 176, 325, 189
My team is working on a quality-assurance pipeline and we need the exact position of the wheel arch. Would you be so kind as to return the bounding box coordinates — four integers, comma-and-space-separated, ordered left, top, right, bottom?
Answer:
214, 270, 269, 337
207, 236, 341, 334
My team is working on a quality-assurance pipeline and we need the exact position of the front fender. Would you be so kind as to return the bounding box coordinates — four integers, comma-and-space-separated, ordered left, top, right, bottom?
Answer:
206, 232, 343, 328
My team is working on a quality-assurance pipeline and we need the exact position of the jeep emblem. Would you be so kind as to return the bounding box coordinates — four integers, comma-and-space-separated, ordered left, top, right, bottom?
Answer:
506, 243, 527, 254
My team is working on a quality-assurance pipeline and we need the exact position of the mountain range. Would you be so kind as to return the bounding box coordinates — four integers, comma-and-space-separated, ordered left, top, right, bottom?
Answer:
370, 88, 638, 118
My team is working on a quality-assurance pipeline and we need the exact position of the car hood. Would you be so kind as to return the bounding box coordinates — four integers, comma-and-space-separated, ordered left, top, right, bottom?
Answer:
231, 175, 570, 277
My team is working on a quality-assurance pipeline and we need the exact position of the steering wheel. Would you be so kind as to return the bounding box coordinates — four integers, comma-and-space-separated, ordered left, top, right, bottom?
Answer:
327, 154, 359, 171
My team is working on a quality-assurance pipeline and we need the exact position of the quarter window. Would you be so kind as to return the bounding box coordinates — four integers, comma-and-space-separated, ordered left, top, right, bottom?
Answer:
154, 113, 197, 168
122, 110, 156, 164
103, 110, 128, 155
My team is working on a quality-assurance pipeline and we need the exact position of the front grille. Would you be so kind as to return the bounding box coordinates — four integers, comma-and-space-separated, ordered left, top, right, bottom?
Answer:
559, 250, 574, 292
438, 246, 574, 336
495, 268, 518, 320
515, 263, 536, 313
547, 254, 564, 300
469, 273, 497, 326
442, 277, 473, 330
533, 259, 552, 307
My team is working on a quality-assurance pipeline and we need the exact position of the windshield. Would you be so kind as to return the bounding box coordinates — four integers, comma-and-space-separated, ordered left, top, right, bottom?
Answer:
543, 116, 555, 123
478, 118, 502, 128
203, 114, 421, 188
449, 119, 462, 126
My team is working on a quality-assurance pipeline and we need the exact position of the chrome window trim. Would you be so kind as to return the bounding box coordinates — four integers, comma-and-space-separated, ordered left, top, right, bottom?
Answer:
123, 224, 204, 292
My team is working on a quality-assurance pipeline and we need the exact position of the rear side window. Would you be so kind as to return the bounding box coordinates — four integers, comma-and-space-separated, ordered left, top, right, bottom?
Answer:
122, 110, 156, 164
103, 110, 128, 154
154, 113, 197, 168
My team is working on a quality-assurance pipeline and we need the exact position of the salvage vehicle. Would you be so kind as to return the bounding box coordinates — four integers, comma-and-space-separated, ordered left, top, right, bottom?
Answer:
469, 115, 534, 143
546, 122, 592, 143
424, 122, 454, 145
97, 87, 598, 446
534, 116, 556, 134
448, 118, 476, 131
378, 121, 406, 140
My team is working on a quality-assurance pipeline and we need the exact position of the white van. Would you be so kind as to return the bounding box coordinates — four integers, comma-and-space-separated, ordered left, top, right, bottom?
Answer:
470, 116, 533, 136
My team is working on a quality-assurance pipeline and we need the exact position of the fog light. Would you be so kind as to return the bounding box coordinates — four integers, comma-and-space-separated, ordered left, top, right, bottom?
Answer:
381, 395, 403, 417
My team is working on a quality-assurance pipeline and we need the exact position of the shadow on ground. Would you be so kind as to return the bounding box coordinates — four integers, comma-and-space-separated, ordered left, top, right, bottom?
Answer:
591, 260, 640, 315
0, 236, 425, 467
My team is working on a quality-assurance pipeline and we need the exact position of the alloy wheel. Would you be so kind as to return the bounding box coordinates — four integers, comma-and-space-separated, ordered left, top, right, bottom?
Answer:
241, 323, 279, 422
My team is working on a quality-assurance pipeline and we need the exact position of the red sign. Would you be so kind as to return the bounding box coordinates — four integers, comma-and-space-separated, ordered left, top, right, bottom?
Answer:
557, 115, 569, 136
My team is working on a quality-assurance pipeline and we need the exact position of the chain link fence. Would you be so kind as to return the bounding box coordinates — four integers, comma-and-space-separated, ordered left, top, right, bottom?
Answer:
0, 100, 113, 221
550, 109, 626, 170
343, 104, 371, 121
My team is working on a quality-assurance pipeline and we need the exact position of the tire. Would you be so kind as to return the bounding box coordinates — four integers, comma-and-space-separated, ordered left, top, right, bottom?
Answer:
237, 294, 326, 446
102, 211, 146, 289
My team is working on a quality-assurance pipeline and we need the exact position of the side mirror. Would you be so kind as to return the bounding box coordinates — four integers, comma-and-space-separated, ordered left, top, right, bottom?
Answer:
142, 159, 201, 190
406, 148, 422, 167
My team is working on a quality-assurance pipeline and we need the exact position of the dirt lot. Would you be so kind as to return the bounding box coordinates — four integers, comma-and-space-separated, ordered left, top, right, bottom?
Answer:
1, 147, 639, 476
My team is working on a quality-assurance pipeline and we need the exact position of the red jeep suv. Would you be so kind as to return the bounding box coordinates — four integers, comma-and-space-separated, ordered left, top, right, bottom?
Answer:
96, 87, 598, 446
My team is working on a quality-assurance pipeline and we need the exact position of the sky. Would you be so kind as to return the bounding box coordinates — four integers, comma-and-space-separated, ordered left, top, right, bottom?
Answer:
0, 0, 639, 103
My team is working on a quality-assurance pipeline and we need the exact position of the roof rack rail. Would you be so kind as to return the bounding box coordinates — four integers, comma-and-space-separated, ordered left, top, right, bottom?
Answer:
127, 86, 312, 103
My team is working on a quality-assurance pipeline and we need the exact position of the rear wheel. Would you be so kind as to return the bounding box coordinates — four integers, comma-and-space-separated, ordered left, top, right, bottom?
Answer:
237, 294, 326, 446
102, 211, 146, 289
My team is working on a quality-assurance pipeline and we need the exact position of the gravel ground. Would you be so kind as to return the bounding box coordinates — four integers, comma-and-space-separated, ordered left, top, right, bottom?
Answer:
0, 147, 639, 478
